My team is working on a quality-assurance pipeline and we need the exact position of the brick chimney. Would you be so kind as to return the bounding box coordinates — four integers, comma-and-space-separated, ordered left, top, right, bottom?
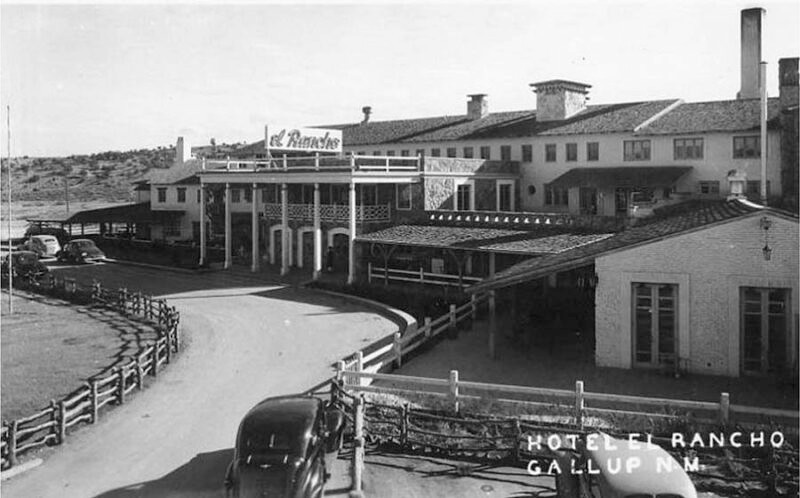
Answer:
738, 8, 765, 100
467, 94, 488, 120
361, 106, 372, 124
779, 58, 799, 209
530, 80, 591, 122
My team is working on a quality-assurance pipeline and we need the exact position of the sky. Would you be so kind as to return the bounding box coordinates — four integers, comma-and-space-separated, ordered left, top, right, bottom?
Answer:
1, 0, 799, 157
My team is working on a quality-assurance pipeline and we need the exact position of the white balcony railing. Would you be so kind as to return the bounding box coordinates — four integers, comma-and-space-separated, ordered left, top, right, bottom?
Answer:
263, 203, 391, 222
203, 154, 420, 173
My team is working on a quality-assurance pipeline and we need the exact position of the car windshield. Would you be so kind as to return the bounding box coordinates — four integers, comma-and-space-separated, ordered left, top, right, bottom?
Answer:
74, 240, 96, 249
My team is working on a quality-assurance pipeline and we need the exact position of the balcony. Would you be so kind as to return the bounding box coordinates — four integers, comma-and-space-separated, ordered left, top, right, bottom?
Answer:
263, 203, 392, 222
204, 154, 420, 173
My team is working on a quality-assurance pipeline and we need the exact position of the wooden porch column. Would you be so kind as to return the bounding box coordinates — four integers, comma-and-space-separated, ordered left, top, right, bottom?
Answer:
313, 183, 322, 280
347, 181, 356, 284
281, 183, 289, 276
488, 252, 497, 359
251, 183, 259, 272
199, 182, 206, 266
224, 183, 232, 269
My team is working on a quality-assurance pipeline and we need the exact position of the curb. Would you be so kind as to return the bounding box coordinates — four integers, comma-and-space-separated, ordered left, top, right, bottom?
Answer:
102, 258, 200, 274
0, 458, 43, 481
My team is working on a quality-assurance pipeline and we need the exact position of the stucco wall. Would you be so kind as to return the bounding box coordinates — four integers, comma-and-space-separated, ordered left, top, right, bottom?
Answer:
424, 177, 454, 210
595, 212, 799, 377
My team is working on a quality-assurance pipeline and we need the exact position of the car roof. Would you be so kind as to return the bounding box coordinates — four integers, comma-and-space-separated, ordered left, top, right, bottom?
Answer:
31, 235, 57, 240
583, 433, 696, 496
237, 396, 322, 457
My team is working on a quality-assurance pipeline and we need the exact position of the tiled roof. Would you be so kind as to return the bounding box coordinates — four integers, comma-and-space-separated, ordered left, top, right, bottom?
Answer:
401, 110, 534, 142
636, 98, 781, 135
356, 225, 613, 255
332, 115, 469, 146
469, 199, 787, 293
536, 100, 680, 136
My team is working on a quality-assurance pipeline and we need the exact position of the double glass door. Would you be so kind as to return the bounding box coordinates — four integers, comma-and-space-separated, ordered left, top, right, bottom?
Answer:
741, 287, 790, 375
633, 283, 677, 368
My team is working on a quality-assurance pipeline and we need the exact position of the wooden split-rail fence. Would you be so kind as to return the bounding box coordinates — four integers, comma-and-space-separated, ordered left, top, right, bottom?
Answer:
1, 275, 180, 471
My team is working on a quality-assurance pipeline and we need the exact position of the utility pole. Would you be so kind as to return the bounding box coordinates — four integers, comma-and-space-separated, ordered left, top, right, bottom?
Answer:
65, 173, 70, 215
6, 105, 13, 313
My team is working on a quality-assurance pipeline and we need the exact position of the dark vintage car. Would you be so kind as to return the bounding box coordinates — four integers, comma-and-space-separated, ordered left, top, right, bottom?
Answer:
224, 395, 346, 498
1, 250, 49, 280
57, 238, 106, 263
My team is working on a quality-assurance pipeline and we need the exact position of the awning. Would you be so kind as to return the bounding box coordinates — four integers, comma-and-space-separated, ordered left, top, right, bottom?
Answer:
28, 202, 184, 225
547, 166, 692, 189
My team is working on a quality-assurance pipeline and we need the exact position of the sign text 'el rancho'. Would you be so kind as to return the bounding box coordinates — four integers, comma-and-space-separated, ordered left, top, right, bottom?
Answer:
265, 126, 342, 153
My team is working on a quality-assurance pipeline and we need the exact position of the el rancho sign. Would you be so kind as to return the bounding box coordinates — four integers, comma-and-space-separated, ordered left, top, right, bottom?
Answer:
265, 125, 342, 153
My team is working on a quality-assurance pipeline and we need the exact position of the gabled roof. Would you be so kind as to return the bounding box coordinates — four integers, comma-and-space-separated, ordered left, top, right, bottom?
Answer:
636, 98, 781, 135
468, 199, 796, 293
145, 159, 204, 185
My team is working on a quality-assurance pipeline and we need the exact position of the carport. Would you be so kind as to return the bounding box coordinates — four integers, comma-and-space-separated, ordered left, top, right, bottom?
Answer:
28, 202, 184, 239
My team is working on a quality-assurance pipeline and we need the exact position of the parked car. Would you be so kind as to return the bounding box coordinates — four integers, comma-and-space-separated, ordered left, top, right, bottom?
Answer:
224, 395, 346, 498
25, 234, 61, 258
554, 433, 697, 498
57, 239, 106, 263
1, 250, 49, 280
24, 226, 70, 246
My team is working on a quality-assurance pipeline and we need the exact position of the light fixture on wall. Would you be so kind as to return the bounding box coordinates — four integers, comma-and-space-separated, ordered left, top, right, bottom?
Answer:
528, 185, 536, 196
760, 216, 773, 261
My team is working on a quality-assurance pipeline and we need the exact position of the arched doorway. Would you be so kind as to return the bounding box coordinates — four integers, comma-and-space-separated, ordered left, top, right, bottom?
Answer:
269, 225, 293, 266
326, 227, 350, 274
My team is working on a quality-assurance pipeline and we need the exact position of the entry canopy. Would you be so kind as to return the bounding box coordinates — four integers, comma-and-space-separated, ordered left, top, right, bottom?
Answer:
547, 166, 692, 189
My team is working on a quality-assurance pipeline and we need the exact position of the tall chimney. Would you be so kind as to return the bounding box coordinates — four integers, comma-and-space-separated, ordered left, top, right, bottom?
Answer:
738, 8, 765, 100
175, 136, 191, 167
361, 106, 372, 124
467, 94, 488, 120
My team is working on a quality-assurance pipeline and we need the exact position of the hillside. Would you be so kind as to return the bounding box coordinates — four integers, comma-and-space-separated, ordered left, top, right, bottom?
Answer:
0, 142, 249, 204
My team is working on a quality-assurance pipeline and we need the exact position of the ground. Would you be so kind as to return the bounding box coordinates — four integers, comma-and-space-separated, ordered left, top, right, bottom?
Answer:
1, 290, 160, 421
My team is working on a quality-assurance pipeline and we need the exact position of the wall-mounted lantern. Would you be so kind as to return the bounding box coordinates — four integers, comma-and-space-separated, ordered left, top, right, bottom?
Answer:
760, 216, 773, 261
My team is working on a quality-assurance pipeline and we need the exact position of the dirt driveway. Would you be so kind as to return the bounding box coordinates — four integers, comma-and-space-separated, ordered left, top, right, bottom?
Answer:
1, 263, 397, 497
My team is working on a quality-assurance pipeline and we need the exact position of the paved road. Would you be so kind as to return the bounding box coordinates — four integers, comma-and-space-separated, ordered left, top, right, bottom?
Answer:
2, 263, 397, 497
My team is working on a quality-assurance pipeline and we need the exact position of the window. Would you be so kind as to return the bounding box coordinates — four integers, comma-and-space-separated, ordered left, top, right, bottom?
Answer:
479, 146, 491, 160
733, 136, 760, 158
587, 142, 599, 161
741, 287, 790, 375
496, 180, 514, 212
746, 180, 771, 200
373, 150, 381, 156
415, 149, 425, 158
177, 188, 186, 203
455, 181, 474, 211
446, 147, 457, 158
566, 143, 578, 162
197, 189, 201, 203
386, 150, 395, 156
521, 145, 532, 162
698, 181, 720, 195
244, 187, 252, 203
544, 185, 568, 206
545, 144, 556, 162
396, 184, 412, 210
674, 138, 704, 160
633, 283, 678, 368
231, 189, 241, 203
400, 150, 410, 157
163, 219, 181, 237
356, 151, 365, 156
157, 188, 167, 203
431, 148, 441, 157
500, 145, 511, 161
463, 147, 474, 158
624, 140, 651, 161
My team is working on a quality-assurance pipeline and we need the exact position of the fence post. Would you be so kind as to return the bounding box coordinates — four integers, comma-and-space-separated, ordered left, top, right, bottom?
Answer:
49, 399, 58, 442
471, 294, 477, 319
151, 343, 159, 378
424, 317, 431, 339
574, 380, 584, 431
136, 292, 143, 315
8, 421, 18, 467
719, 392, 730, 426
513, 418, 522, 462
165, 332, 173, 364
393, 332, 403, 369
117, 367, 126, 405
449, 304, 457, 332
352, 395, 364, 496
136, 357, 145, 391
91, 380, 99, 423
449, 370, 459, 414
58, 401, 67, 444
335, 360, 345, 386
367, 262, 372, 284
419, 266, 424, 284
401, 403, 410, 449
